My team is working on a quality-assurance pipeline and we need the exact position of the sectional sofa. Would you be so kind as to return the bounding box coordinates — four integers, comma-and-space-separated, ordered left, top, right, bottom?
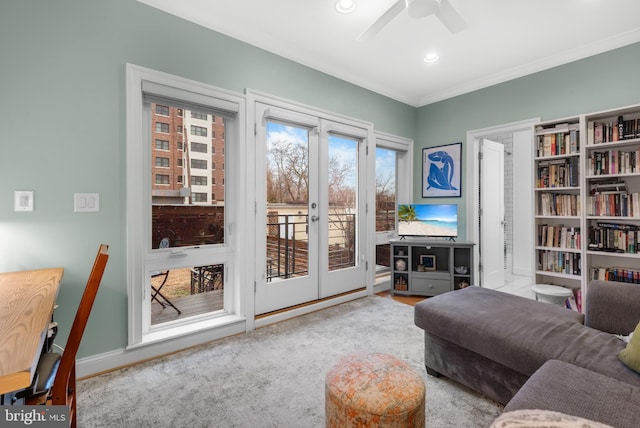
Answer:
414, 280, 640, 427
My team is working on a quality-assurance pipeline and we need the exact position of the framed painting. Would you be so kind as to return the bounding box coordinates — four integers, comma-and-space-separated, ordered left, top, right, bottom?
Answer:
419, 254, 436, 270
422, 142, 462, 198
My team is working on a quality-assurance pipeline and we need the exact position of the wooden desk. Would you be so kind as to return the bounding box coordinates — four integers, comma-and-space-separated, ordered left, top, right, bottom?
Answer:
0, 268, 63, 395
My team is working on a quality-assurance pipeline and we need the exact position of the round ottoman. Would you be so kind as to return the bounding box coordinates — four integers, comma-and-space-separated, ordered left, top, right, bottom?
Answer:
325, 353, 425, 428
531, 284, 573, 306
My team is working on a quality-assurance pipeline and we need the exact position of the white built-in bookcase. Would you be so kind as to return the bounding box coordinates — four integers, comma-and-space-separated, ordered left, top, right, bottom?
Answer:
534, 103, 640, 312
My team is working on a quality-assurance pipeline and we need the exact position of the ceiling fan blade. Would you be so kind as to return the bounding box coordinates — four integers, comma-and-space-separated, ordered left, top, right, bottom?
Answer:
356, 0, 405, 42
435, 0, 467, 34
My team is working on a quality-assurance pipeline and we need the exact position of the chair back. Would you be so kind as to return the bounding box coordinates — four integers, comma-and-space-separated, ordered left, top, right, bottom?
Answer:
51, 244, 109, 426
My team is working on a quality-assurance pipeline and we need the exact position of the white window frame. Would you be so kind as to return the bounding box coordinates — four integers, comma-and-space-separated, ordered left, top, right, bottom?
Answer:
125, 64, 247, 350
374, 131, 413, 245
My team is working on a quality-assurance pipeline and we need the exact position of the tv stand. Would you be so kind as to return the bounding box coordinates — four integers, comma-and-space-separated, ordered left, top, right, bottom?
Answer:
390, 239, 474, 297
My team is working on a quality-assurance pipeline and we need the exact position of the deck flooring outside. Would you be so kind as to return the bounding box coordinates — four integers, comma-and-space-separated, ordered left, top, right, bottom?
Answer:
151, 289, 224, 325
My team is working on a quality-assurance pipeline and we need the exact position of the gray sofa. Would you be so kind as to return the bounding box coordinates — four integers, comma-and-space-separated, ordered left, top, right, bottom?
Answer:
414, 280, 640, 427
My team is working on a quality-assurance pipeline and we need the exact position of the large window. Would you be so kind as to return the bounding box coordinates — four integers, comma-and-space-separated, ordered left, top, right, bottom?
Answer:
126, 64, 245, 348
374, 133, 412, 274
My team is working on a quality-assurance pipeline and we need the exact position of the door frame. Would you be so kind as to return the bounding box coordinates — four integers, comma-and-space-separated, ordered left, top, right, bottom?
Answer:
248, 90, 374, 324
466, 118, 539, 286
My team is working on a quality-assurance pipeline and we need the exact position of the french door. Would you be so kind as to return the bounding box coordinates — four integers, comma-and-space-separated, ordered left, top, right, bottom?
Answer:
255, 103, 368, 315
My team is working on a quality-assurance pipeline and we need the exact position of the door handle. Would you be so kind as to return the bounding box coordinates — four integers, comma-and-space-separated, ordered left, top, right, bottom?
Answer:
311, 215, 319, 222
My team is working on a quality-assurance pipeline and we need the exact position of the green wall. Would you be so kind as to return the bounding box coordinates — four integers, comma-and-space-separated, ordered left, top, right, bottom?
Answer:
415, 42, 640, 239
0, 0, 414, 359
1, 0, 639, 362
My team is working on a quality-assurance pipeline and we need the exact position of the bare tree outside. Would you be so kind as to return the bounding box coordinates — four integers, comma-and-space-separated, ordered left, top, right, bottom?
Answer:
267, 138, 309, 204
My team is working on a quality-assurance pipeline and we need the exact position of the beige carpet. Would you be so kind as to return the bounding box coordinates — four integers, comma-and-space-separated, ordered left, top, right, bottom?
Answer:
77, 295, 502, 427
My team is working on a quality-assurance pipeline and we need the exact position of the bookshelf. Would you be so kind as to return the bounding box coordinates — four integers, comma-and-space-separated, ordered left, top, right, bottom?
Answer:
584, 105, 640, 294
533, 117, 583, 304
533, 104, 640, 312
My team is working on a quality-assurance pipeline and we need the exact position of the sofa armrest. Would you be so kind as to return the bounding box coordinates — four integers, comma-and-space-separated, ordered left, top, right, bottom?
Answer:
585, 280, 640, 334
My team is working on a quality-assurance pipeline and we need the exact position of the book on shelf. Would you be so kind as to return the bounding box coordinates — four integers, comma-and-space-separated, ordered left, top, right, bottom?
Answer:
587, 192, 640, 218
588, 116, 640, 144
538, 193, 580, 216
590, 266, 640, 284
537, 250, 581, 275
536, 158, 579, 188
589, 179, 627, 194
565, 292, 579, 312
587, 222, 639, 253
587, 148, 639, 175
536, 129, 579, 157
538, 224, 581, 249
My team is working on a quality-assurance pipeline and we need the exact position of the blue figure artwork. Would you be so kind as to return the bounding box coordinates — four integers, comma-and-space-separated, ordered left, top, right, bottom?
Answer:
426, 150, 458, 191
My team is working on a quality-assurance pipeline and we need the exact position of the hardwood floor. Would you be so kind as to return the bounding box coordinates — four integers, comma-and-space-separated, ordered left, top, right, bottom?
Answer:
376, 290, 427, 307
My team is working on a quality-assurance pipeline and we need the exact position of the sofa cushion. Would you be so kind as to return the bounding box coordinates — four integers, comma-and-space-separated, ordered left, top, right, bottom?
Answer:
619, 321, 640, 373
504, 360, 640, 428
491, 409, 613, 428
415, 287, 640, 387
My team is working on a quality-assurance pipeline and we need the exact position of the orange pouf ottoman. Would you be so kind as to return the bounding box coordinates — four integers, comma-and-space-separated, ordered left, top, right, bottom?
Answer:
325, 353, 425, 428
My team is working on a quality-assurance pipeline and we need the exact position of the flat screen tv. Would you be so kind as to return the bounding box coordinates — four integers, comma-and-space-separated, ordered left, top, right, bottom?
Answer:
397, 204, 458, 238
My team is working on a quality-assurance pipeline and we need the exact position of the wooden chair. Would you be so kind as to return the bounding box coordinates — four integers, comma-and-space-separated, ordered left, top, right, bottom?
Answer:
26, 244, 109, 427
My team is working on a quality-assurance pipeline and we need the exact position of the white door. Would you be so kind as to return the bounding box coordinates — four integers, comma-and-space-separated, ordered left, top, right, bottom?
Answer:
480, 138, 505, 287
255, 103, 367, 315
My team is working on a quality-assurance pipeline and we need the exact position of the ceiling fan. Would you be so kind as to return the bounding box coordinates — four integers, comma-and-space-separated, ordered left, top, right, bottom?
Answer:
357, 0, 467, 42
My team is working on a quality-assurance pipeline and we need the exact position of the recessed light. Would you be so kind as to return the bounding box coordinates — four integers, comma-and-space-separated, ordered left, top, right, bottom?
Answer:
336, 0, 357, 14
424, 53, 440, 63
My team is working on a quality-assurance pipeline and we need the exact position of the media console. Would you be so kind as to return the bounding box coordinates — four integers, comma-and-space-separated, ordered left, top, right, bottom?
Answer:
390, 239, 474, 297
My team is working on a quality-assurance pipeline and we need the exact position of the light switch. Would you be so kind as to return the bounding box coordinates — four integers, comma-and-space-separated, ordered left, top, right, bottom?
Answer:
74, 193, 99, 212
15, 191, 34, 212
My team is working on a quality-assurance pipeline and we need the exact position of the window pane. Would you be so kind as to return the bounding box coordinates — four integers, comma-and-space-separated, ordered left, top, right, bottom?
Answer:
155, 105, 169, 116
191, 125, 207, 137
375, 147, 397, 232
150, 264, 224, 325
155, 139, 169, 150
265, 120, 309, 281
151, 103, 226, 249
328, 134, 357, 272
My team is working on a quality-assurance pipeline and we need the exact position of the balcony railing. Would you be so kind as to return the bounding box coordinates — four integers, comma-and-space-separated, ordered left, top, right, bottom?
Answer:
266, 213, 355, 281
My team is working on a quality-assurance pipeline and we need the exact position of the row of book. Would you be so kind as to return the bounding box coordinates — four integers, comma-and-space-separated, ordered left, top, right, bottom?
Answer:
537, 193, 580, 216
586, 192, 640, 218
587, 222, 640, 253
537, 250, 581, 275
536, 130, 579, 157
587, 149, 640, 176
588, 116, 640, 145
590, 266, 640, 284
566, 288, 582, 312
536, 158, 580, 188
538, 224, 581, 249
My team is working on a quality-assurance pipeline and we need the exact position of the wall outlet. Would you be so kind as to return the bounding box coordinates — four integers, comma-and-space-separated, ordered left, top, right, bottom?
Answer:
15, 191, 34, 212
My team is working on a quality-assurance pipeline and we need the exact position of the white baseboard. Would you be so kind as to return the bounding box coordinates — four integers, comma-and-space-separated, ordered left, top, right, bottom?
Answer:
77, 319, 246, 378
254, 290, 368, 329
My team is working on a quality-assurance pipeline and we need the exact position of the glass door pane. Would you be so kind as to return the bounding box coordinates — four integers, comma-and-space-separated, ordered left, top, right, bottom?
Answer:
327, 134, 358, 272
265, 120, 310, 282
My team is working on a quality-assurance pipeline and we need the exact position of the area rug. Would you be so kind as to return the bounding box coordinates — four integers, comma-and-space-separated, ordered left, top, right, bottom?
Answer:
77, 295, 502, 427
